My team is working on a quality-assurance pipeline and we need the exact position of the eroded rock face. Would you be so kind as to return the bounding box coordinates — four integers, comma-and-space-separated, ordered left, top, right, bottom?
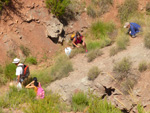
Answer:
45, 16, 63, 38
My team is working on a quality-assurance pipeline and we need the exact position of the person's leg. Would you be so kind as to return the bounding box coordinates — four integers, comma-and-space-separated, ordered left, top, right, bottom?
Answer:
81, 41, 88, 52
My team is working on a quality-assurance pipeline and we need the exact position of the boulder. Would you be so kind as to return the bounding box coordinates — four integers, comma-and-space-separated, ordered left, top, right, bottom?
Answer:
45, 16, 63, 38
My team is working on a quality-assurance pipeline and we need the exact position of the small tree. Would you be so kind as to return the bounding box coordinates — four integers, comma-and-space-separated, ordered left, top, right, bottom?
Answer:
45, 0, 70, 17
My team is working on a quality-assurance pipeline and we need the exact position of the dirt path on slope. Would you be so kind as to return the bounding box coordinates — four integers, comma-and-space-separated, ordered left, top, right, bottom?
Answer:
46, 36, 150, 101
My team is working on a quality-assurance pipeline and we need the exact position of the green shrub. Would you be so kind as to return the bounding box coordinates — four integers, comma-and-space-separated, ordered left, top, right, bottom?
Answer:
25, 92, 60, 113
50, 54, 73, 81
87, 49, 103, 62
144, 32, 150, 49
113, 57, 132, 80
4, 63, 16, 80
88, 96, 122, 113
88, 66, 100, 80
138, 61, 147, 72
87, 36, 111, 51
25, 56, 37, 65
20, 45, 30, 57
72, 91, 88, 112
87, 5, 96, 18
146, 2, 150, 15
118, 0, 138, 23
90, 21, 115, 40
45, 0, 70, 17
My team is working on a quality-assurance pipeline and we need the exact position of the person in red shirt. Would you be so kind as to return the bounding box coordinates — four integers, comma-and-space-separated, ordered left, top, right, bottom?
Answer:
72, 31, 88, 52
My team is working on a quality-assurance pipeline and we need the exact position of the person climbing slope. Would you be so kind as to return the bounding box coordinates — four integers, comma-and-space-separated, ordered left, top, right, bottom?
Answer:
72, 31, 88, 52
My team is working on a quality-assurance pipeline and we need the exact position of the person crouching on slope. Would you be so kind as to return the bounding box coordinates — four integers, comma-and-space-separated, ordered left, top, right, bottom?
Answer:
124, 22, 141, 38
72, 31, 88, 52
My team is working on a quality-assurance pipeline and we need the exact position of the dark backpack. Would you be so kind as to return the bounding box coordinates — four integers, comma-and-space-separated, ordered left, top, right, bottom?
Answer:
18, 64, 30, 79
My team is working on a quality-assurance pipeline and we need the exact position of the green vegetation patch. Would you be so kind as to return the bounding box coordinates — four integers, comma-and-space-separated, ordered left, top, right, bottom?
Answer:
20, 45, 30, 57
4, 63, 16, 80
138, 61, 147, 72
25, 56, 37, 65
45, 0, 70, 17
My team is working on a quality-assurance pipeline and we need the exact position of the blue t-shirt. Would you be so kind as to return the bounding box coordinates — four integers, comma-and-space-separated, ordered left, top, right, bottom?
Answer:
129, 23, 141, 36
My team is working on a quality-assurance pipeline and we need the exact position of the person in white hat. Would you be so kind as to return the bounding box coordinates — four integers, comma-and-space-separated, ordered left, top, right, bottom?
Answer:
124, 22, 141, 38
12, 58, 24, 84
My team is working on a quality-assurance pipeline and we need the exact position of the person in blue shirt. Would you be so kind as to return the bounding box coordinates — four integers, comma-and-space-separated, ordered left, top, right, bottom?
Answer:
124, 22, 141, 38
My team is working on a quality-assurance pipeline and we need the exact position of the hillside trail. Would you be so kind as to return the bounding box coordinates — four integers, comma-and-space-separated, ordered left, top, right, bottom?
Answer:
46, 34, 150, 103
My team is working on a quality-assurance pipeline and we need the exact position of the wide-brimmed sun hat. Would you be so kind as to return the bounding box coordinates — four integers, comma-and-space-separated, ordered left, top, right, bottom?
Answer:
12, 58, 20, 64
124, 22, 130, 28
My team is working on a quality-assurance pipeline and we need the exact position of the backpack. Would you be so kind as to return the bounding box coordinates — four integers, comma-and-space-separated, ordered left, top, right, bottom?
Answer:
70, 34, 76, 41
37, 83, 45, 99
19, 64, 30, 79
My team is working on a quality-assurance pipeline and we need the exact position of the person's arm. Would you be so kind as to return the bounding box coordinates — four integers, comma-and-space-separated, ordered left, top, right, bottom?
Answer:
82, 36, 85, 42
72, 38, 79, 48
25, 81, 35, 89
17, 75, 20, 83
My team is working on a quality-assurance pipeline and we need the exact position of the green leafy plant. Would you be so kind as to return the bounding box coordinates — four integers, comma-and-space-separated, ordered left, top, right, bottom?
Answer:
72, 91, 88, 112
137, 104, 145, 113
138, 61, 147, 72
118, 0, 138, 23
25, 56, 37, 65
88, 66, 100, 80
45, 0, 70, 17
87, 49, 103, 62
20, 45, 30, 57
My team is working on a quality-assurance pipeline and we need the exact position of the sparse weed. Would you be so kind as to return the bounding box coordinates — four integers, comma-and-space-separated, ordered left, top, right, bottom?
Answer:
113, 57, 132, 80
72, 91, 88, 112
116, 33, 129, 50
121, 78, 136, 94
146, 2, 150, 15
144, 31, 150, 49
20, 45, 30, 57
118, 0, 138, 23
50, 54, 73, 81
87, 49, 103, 62
0, 0, 11, 11
88, 66, 100, 81
25, 56, 37, 65
87, 5, 96, 18
137, 104, 145, 113
7, 50, 16, 58
69, 48, 85, 58
138, 61, 147, 72
109, 46, 118, 56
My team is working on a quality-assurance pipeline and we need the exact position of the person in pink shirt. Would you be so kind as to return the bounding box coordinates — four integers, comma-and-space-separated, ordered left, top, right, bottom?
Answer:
72, 31, 88, 52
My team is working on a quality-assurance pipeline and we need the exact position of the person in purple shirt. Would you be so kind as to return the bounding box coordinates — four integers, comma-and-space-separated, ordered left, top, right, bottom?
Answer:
124, 22, 141, 38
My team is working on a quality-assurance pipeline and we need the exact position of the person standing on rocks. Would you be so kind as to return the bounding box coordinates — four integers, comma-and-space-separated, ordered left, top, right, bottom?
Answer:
124, 22, 141, 38
72, 31, 88, 52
